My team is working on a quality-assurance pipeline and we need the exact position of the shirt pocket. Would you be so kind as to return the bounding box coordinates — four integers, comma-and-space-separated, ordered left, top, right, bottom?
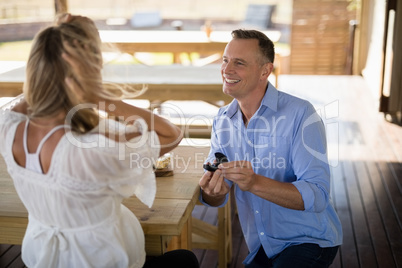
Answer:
253, 135, 290, 172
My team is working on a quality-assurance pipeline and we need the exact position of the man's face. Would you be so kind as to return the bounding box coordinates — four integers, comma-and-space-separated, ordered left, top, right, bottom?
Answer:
220, 38, 267, 100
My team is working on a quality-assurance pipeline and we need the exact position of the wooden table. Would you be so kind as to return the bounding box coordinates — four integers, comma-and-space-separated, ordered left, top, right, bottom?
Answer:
0, 145, 210, 256
100, 30, 281, 72
0, 64, 234, 104
100, 30, 281, 62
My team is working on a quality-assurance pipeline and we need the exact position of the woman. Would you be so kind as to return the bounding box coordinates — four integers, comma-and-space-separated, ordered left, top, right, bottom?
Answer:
0, 14, 198, 268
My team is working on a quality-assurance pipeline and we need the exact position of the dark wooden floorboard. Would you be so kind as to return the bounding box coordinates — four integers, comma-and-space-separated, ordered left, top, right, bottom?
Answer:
332, 162, 359, 268
1, 75, 402, 268
0, 245, 25, 268
358, 161, 395, 268
367, 162, 402, 267
228, 215, 248, 268
0, 244, 11, 256
345, 160, 377, 268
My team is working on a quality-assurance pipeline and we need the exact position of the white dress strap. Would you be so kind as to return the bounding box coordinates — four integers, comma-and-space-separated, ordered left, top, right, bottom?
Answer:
22, 119, 30, 156
23, 119, 70, 173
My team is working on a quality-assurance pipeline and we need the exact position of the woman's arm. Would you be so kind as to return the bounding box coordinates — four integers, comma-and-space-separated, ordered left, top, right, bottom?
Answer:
61, 36, 182, 156
102, 99, 183, 156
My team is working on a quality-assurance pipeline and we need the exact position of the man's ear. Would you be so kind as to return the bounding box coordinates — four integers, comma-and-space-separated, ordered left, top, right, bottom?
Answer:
261, 62, 274, 79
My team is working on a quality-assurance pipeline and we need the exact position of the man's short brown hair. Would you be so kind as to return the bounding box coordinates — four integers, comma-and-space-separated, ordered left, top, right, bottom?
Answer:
231, 29, 275, 64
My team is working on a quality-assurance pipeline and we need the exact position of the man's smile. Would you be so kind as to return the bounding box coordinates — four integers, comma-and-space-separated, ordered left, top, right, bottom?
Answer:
224, 78, 241, 84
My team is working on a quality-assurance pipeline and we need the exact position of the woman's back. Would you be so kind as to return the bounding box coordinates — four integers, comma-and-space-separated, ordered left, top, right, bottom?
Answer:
0, 13, 190, 268
12, 117, 68, 174
1, 112, 158, 267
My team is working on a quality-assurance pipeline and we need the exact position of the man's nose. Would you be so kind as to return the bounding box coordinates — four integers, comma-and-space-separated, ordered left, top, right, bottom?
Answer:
222, 62, 234, 74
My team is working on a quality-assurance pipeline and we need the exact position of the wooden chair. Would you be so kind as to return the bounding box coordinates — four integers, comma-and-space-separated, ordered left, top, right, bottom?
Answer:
243, 4, 276, 29
192, 194, 232, 268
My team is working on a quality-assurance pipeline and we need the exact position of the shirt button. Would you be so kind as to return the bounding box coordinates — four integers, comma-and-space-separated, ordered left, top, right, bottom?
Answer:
255, 210, 259, 214
248, 140, 253, 145
260, 232, 265, 236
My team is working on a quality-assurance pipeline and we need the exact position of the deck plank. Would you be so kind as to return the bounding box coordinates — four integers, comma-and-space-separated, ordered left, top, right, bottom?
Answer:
357, 161, 395, 268
332, 162, 359, 267
344, 160, 377, 267
228, 215, 248, 268
0, 244, 24, 268
367, 161, 401, 267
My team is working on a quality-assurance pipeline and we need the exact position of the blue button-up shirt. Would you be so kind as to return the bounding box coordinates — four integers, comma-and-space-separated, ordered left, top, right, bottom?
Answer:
201, 83, 342, 264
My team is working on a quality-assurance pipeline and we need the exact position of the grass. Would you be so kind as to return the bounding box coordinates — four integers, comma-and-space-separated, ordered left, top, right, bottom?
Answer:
0, 40, 32, 61
0, 40, 171, 64
0, 40, 203, 66
0, 40, 289, 66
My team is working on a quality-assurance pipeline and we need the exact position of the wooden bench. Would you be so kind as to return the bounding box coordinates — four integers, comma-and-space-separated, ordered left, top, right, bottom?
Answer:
192, 196, 233, 268
175, 140, 233, 268
0, 63, 278, 138
0, 63, 230, 103
0, 62, 278, 100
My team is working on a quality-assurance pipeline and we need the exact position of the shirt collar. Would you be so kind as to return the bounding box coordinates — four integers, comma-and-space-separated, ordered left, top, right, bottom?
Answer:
262, 82, 278, 112
223, 82, 278, 118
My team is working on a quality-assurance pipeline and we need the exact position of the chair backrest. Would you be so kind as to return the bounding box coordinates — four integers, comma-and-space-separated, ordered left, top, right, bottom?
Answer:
243, 4, 276, 29
130, 11, 162, 28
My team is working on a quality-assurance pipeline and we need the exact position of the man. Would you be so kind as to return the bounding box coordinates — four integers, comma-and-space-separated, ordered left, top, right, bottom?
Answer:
199, 29, 342, 268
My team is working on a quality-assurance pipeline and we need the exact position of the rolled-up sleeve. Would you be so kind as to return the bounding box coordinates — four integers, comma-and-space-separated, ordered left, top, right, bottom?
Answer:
291, 104, 331, 213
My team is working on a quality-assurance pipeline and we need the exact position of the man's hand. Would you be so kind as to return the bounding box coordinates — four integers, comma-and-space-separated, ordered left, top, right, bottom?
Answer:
199, 168, 230, 207
219, 160, 257, 192
220, 160, 305, 210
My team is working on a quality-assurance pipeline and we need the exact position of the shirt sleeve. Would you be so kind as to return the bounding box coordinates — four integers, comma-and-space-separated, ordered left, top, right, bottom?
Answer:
63, 118, 160, 208
0, 109, 26, 156
198, 109, 231, 208
290, 103, 331, 213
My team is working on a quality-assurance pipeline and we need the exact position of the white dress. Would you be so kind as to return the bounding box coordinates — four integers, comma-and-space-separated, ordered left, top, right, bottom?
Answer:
0, 110, 160, 268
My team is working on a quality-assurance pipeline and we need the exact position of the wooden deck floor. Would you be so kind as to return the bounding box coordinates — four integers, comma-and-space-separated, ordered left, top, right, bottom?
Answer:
1, 75, 402, 267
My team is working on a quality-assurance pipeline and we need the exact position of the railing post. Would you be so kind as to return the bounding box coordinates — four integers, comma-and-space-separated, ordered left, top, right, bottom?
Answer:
345, 20, 358, 75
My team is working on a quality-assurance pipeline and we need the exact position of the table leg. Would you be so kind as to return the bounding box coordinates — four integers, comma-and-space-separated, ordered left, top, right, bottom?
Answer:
167, 216, 193, 250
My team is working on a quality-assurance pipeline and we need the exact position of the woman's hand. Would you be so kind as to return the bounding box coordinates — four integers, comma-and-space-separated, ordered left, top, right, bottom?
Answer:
55, 13, 71, 25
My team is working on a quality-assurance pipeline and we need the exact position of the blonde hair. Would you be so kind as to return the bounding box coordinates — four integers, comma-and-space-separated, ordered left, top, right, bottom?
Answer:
23, 14, 144, 133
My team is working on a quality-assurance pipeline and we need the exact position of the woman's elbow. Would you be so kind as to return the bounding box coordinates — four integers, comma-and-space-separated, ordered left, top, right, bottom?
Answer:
159, 126, 183, 156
